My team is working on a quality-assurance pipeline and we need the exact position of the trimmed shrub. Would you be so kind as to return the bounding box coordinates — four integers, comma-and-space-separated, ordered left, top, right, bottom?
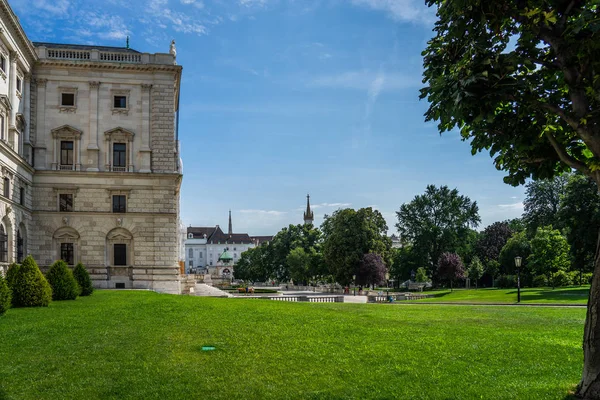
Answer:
568, 271, 582, 286
496, 275, 516, 289
46, 260, 80, 301
532, 275, 547, 288
5, 262, 20, 290
550, 270, 571, 288
0, 274, 11, 316
583, 273, 594, 285
73, 263, 93, 296
12, 255, 52, 307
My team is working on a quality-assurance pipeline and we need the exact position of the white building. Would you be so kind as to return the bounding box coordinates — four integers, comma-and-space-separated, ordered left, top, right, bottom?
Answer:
0, 0, 184, 293
185, 211, 272, 277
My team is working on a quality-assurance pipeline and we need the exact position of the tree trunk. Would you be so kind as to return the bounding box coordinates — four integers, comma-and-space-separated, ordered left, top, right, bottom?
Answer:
576, 230, 600, 398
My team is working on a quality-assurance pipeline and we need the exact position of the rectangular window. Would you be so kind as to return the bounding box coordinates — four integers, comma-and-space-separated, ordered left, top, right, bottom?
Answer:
59, 193, 73, 212
19, 187, 24, 206
113, 143, 126, 168
0, 56, 5, 73
0, 115, 4, 141
114, 244, 127, 266
61, 243, 74, 265
61, 93, 75, 107
3, 177, 9, 198
113, 96, 127, 109
188, 260, 193, 267
199, 252, 202, 258
60, 141, 74, 166
17, 233, 23, 263
16, 77, 21, 93
188, 248, 193, 259
112, 195, 126, 213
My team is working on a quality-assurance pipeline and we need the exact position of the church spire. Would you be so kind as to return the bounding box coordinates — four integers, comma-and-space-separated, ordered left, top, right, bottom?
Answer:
228, 209, 233, 235
303, 194, 314, 225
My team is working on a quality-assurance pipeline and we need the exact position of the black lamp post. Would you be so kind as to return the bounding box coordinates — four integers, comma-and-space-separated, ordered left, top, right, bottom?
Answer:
385, 272, 390, 296
514, 256, 522, 303
353, 275, 356, 296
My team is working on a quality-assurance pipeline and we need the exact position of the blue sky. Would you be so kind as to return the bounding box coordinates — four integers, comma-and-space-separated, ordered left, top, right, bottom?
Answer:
14, 0, 525, 235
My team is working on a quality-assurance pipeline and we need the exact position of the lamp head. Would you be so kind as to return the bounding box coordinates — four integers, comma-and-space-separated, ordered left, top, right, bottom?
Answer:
514, 256, 522, 268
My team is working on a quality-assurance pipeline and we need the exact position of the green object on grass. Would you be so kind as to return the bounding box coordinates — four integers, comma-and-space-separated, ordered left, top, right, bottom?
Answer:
201, 346, 216, 351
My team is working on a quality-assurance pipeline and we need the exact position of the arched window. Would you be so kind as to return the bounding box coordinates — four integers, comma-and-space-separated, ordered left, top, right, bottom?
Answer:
0, 224, 7, 262
188, 233, 193, 239
16, 229, 23, 263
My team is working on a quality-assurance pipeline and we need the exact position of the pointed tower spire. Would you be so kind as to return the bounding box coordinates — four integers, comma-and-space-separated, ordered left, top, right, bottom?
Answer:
228, 209, 233, 235
303, 194, 314, 225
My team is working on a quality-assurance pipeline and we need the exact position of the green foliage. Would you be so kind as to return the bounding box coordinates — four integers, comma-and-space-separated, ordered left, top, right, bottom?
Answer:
437, 252, 465, 289
467, 256, 484, 288
286, 247, 310, 285
496, 275, 517, 289
550, 270, 571, 288
532, 275, 548, 288
485, 259, 500, 280
505, 218, 526, 234
322, 207, 392, 285
73, 263, 94, 296
46, 260, 80, 301
0, 274, 11, 316
499, 231, 531, 275
356, 253, 387, 287
396, 185, 480, 279
557, 173, 600, 275
11, 255, 52, 308
5, 262, 20, 290
415, 267, 428, 283
523, 176, 569, 236
583, 273, 594, 285
528, 226, 571, 280
390, 246, 420, 282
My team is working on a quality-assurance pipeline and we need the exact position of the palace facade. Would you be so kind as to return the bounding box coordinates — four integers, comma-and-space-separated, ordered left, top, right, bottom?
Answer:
0, 0, 183, 293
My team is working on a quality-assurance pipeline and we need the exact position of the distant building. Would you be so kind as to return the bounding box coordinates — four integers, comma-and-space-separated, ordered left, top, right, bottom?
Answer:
390, 234, 403, 249
185, 211, 272, 277
303, 194, 314, 225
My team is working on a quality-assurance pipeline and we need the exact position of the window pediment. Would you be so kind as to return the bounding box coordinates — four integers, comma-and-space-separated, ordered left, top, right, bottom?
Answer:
51, 125, 83, 140
107, 227, 133, 241
53, 227, 80, 240
105, 127, 135, 142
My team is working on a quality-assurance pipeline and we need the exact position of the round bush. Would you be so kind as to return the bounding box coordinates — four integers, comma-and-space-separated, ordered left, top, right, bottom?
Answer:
495, 274, 516, 289
5, 262, 20, 290
12, 255, 52, 307
46, 260, 80, 301
0, 274, 11, 316
73, 263, 93, 296
550, 270, 571, 288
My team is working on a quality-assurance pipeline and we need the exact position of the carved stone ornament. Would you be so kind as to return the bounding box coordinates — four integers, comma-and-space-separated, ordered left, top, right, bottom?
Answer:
62, 216, 69, 225
89, 81, 100, 89
116, 218, 123, 227
5, 205, 11, 215
35, 78, 48, 87
59, 107, 77, 114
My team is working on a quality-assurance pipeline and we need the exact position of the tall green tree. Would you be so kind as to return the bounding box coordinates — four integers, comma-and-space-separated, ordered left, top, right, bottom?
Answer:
476, 222, 513, 266
396, 185, 480, 280
528, 226, 571, 283
499, 231, 532, 276
558, 173, 600, 277
523, 176, 569, 235
420, 0, 600, 394
322, 207, 391, 285
390, 246, 420, 284
467, 256, 484, 289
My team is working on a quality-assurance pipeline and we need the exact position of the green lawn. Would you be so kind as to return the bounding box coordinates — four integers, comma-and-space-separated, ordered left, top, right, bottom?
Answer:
0, 290, 586, 399
414, 286, 590, 304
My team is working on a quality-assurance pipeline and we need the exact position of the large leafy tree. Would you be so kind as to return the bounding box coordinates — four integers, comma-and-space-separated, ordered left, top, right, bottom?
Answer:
356, 253, 387, 288
499, 231, 532, 276
523, 175, 569, 235
558, 173, 600, 277
396, 185, 480, 279
421, 0, 600, 395
437, 252, 466, 291
528, 226, 571, 281
322, 207, 392, 285
476, 222, 513, 265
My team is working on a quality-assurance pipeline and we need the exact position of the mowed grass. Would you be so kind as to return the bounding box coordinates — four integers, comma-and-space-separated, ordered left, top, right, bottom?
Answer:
414, 286, 590, 304
0, 290, 586, 400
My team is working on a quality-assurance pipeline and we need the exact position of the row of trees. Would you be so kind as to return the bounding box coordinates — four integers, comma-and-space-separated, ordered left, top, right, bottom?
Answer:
0, 256, 93, 316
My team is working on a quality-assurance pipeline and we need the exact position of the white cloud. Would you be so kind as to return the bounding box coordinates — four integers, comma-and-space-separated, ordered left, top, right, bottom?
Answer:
498, 202, 524, 210
32, 0, 70, 15
181, 0, 204, 8
239, 209, 287, 216
350, 0, 435, 24
311, 70, 418, 91
239, 0, 269, 8
147, 0, 208, 35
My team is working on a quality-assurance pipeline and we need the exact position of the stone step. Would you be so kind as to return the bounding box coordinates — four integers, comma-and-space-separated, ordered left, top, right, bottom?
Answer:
193, 283, 233, 298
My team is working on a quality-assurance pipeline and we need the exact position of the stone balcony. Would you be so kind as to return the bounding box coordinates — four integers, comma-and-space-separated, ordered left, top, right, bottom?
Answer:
34, 44, 176, 66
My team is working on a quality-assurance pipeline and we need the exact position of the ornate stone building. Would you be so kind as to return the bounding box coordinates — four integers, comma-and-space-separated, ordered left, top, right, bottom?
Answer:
0, 0, 183, 293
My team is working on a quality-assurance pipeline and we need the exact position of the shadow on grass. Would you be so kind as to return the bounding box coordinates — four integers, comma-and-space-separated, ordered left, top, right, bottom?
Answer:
507, 287, 589, 303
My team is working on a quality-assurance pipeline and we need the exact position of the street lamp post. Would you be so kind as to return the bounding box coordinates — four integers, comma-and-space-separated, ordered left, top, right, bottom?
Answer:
353, 275, 356, 296
514, 256, 522, 303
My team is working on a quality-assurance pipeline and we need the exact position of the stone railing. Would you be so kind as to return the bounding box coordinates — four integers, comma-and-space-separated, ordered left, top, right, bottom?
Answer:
367, 293, 433, 303
38, 46, 176, 66
239, 295, 344, 303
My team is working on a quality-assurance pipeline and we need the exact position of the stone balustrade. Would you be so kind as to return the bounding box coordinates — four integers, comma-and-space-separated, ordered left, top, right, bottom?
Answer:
37, 47, 176, 65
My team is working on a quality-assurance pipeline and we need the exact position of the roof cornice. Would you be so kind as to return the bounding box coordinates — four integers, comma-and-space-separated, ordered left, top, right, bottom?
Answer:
36, 60, 183, 73
0, 0, 38, 63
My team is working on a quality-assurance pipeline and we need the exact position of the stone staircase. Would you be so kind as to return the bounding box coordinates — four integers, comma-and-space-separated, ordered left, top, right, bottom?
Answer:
193, 283, 233, 298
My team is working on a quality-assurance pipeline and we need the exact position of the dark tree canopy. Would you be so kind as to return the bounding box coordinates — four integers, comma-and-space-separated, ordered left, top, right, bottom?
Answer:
356, 253, 387, 288
437, 252, 466, 289
396, 185, 480, 278
476, 222, 513, 263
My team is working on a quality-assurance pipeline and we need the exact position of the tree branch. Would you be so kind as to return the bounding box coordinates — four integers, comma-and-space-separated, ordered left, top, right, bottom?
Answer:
558, 0, 577, 31
544, 130, 590, 173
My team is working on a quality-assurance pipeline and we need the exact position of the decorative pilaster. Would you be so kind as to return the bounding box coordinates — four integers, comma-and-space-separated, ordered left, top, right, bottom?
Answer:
34, 78, 47, 170
8, 51, 18, 150
23, 74, 31, 164
139, 83, 152, 173
87, 81, 100, 171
